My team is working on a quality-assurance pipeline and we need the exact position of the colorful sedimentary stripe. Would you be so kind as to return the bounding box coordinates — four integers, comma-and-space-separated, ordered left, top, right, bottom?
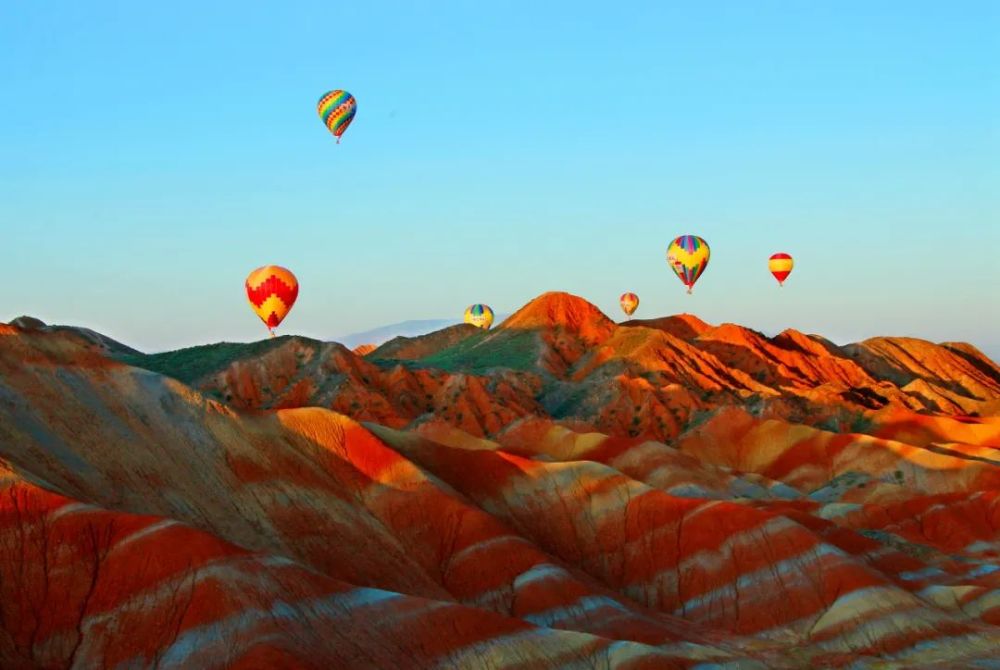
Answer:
4, 322, 1000, 667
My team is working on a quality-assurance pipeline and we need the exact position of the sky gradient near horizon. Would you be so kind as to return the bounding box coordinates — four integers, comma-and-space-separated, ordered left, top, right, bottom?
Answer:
2, 2, 998, 357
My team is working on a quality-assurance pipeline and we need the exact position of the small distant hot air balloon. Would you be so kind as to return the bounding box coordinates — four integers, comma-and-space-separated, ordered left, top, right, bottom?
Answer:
246, 265, 299, 337
464, 304, 494, 330
317, 90, 357, 143
768, 253, 794, 287
666, 235, 710, 294
620, 292, 639, 318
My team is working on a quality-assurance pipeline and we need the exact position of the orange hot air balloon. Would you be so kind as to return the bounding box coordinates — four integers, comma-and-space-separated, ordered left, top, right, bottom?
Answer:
620, 292, 639, 317
246, 265, 299, 336
768, 253, 794, 286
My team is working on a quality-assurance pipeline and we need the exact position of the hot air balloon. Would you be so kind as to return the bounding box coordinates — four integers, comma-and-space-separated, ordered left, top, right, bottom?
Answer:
620, 292, 639, 318
666, 235, 710, 294
317, 90, 357, 143
768, 253, 794, 286
246, 265, 299, 337
464, 304, 494, 330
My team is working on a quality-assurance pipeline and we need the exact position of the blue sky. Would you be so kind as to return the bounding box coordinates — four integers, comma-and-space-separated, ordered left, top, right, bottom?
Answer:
1, 1, 997, 357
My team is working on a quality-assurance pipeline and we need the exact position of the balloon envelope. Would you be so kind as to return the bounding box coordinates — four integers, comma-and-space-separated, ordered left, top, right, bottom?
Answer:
666, 235, 710, 293
620, 292, 639, 316
769, 253, 794, 286
317, 90, 357, 143
464, 304, 494, 330
246, 266, 299, 332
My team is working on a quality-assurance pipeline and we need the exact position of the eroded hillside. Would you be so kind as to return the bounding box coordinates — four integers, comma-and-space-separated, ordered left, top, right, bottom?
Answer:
2, 295, 999, 668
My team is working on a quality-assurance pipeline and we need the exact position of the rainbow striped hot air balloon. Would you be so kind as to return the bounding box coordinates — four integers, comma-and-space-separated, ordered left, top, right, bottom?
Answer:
246, 265, 299, 337
317, 90, 357, 143
768, 253, 794, 286
666, 235, 710, 294
620, 292, 639, 317
464, 304, 494, 330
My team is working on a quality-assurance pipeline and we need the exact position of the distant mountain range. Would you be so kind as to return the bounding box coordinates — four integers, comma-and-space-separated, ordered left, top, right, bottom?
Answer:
2, 292, 1000, 668
333, 316, 510, 349
332, 318, 457, 348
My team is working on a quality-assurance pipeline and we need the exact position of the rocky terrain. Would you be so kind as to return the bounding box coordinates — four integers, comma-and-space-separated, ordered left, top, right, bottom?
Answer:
2, 292, 999, 668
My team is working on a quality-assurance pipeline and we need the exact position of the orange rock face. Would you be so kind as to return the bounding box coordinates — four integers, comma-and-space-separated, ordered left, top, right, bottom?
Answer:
2, 292, 1000, 668
351, 343, 377, 356
122, 293, 1000, 443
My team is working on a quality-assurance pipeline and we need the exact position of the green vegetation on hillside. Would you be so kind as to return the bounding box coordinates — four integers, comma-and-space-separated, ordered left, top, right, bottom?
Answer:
419, 330, 539, 373
118, 329, 541, 381
366, 358, 424, 371
368, 323, 480, 361
116, 338, 290, 384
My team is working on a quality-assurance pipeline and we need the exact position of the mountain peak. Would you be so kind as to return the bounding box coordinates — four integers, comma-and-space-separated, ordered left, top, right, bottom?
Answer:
620, 313, 712, 341
699, 322, 769, 348
10, 315, 48, 330
501, 292, 615, 334
7, 315, 141, 355
771, 328, 833, 357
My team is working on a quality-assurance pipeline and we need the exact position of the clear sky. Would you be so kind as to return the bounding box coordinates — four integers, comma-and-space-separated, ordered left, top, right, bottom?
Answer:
2, 1, 997, 358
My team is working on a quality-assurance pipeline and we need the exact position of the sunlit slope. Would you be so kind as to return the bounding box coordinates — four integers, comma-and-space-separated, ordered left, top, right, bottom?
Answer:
3, 293, 1000, 668
115, 293, 1000, 445
1, 464, 703, 670
1, 325, 773, 668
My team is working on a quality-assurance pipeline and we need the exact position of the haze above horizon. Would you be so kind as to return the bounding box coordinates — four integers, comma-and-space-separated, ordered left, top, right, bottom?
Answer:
2, 1, 997, 358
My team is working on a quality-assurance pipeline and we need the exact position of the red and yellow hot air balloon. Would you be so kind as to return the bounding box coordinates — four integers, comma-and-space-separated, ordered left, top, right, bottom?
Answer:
246, 265, 299, 337
317, 90, 357, 143
666, 235, 710, 294
768, 253, 794, 286
620, 292, 639, 317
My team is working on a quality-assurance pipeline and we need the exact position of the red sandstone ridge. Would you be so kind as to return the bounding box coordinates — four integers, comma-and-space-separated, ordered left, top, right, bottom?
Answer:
98, 292, 1000, 443
620, 313, 713, 341
1, 464, 687, 670
352, 343, 376, 356
500, 290, 616, 337
489, 291, 618, 377
570, 326, 772, 406
846, 337, 1000, 405
692, 323, 873, 389
3, 297, 1000, 668
943, 341, 1000, 381
370, 323, 480, 360
190, 337, 542, 436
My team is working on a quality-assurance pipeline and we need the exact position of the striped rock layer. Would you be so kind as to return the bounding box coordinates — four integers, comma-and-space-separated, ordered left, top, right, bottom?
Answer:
2, 292, 1000, 668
